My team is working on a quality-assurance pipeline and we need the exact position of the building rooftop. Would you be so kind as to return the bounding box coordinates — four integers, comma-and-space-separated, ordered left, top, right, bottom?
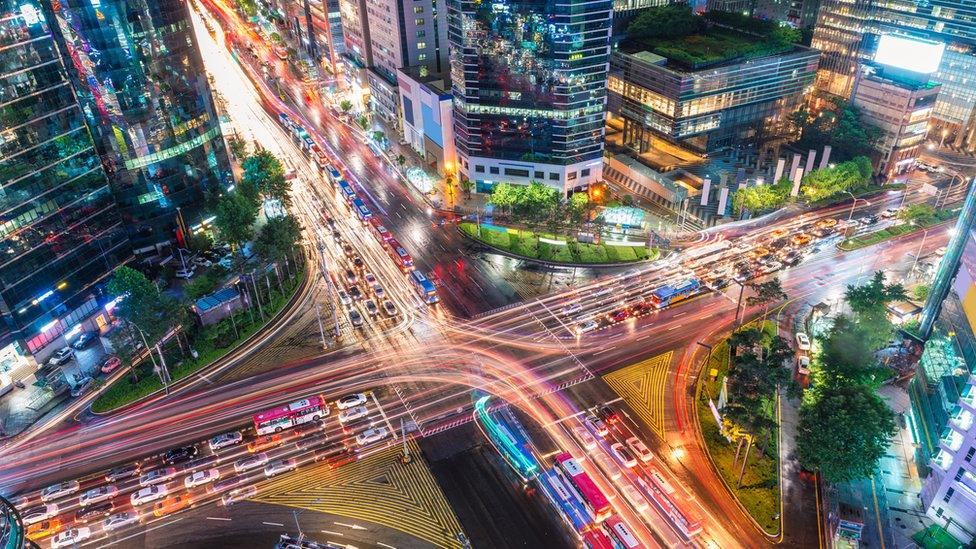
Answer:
398, 66, 451, 95
194, 287, 240, 313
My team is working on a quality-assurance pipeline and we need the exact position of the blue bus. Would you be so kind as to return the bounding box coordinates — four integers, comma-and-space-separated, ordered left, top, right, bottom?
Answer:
326, 164, 342, 184
409, 270, 438, 304
337, 180, 357, 203
648, 278, 701, 309
352, 198, 372, 224
277, 112, 292, 129
539, 470, 592, 532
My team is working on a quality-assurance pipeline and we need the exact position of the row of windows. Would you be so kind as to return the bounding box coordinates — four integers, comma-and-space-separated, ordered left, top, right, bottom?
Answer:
472, 165, 592, 180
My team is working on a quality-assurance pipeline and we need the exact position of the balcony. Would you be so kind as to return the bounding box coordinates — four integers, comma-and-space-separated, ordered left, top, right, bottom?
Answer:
960, 380, 976, 412
932, 448, 953, 471
949, 405, 974, 432
940, 426, 964, 452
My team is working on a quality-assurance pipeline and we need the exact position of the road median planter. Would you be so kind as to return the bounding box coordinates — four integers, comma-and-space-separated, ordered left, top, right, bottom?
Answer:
459, 222, 657, 266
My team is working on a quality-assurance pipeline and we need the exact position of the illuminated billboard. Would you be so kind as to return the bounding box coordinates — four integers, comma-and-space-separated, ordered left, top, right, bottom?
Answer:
874, 35, 945, 75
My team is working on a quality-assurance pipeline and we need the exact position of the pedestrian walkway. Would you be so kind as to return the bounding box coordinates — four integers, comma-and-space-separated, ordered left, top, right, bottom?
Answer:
603, 351, 673, 440
253, 439, 466, 548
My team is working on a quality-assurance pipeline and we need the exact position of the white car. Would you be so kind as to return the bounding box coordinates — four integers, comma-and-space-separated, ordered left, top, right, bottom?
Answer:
348, 308, 364, 327
881, 207, 900, 219
795, 332, 811, 351
576, 320, 599, 335
184, 468, 221, 489
21, 504, 58, 525
336, 393, 367, 410
625, 436, 653, 463
51, 527, 92, 549
622, 484, 649, 512
561, 303, 582, 316
209, 430, 244, 451
47, 347, 74, 366
592, 287, 613, 298
585, 415, 609, 437
40, 480, 79, 502
572, 424, 597, 451
355, 427, 389, 446
175, 267, 196, 279
338, 405, 369, 424
610, 442, 638, 468
337, 290, 352, 307
220, 485, 257, 506
70, 376, 94, 398
193, 256, 213, 268
234, 453, 269, 473
139, 467, 178, 487
130, 485, 168, 506
760, 261, 782, 274
372, 284, 386, 299
593, 452, 622, 481
102, 511, 141, 532
78, 485, 118, 507
264, 458, 298, 477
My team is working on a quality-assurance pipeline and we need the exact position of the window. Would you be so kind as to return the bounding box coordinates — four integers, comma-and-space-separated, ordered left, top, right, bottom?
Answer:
943, 488, 954, 503
417, 42, 427, 49
504, 168, 529, 177
475, 165, 485, 173
534, 171, 544, 178
581, 168, 591, 176
489, 166, 499, 174
415, 18, 424, 25
955, 468, 965, 482
567, 171, 577, 181
413, 5, 423, 12
936, 507, 944, 517
966, 446, 975, 462
549, 173, 559, 181
416, 30, 426, 38
417, 54, 427, 61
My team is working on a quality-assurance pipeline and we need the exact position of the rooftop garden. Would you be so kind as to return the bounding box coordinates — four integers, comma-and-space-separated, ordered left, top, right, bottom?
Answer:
623, 6, 802, 70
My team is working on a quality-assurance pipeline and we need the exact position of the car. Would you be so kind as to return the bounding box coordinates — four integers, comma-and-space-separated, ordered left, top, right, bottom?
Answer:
561, 303, 582, 316
220, 485, 257, 506
372, 284, 386, 299
22, 504, 59, 526
130, 485, 168, 506
153, 494, 192, 517
607, 309, 630, 323
746, 247, 771, 260
363, 272, 377, 285
576, 320, 600, 335
337, 289, 352, 307
707, 277, 729, 290
757, 253, 778, 265
247, 434, 283, 453
139, 466, 178, 487
218, 256, 234, 269
184, 468, 221, 489
348, 308, 364, 327
935, 246, 947, 256
814, 218, 838, 230
860, 215, 879, 225
338, 405, 369, 424
264, 458, 298, 477
626, 436, 654, 463
767, 236, 790, 251
41, 480, 79, 502
355, 427, 389, 446
51, 527, 92, 549
102, 511, 140, 532
733, 269, 754, 283
348, 286, 363, 301
337, 393, 367, 409
324, 215, 336, 228
592, 286, 613, 298
622, 484, 649, 512
342, 243, 355, 257
382, 300, 398, 317
207, 476, 244, 494
75, 500, 114, 523
782, 251, 803, 266
78, 485, 118, 507
361, 299, 379, 317
760, 261, 782, 274
100, 355, 123, 374
26, 518, 62, 540
70, 376, 94, 398
181, 455, 217, 472
631, 300, 654, 315
344, 268, 358, 285
881, 207, 900, 219
795, 332, 811, 351
790, 233, 813, 247
610, 442, 638, 468
593, 451, 622, 481
331, 229, 342, 242
209, 430, 244, 451
175, 267, 196, 279
572, 424, 597, 451
295, 432, 330, 451
105, 463, 140, 483
163, 445, 200, 465
192, 256, 213, 268
71, 331, 98, 350
597, 405, 619, 424
234, 452, 269, 473
585, 415, 609, 437
352, 256, 365, 270
797, 355, 812, 374
47, 347, 74, 366
769, 228, 789, 240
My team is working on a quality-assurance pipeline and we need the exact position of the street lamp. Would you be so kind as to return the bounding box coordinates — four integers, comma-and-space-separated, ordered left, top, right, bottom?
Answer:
842, 191, 869, 236
938, 173, 968, 209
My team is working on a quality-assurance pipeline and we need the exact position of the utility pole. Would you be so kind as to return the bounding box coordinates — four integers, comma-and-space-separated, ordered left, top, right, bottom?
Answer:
733, 280, 747, 328
400, 418, 412, 464
315, 304, 327, 350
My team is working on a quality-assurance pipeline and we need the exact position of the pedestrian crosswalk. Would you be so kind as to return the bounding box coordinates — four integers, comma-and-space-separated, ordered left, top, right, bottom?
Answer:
603, 351, 673, 440
252, 439, 466, 548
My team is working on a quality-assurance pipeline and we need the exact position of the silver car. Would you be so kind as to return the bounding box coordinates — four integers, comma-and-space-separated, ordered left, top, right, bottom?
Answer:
102, 511, 140, 532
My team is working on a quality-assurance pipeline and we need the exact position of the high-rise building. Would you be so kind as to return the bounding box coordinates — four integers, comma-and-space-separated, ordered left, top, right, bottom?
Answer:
0, 0, 131, 367
339, 0, 371, 69
811, 0, 976, 150
279, 0, 346, 78
46, 0, 232, 252
448, 0, 612, 195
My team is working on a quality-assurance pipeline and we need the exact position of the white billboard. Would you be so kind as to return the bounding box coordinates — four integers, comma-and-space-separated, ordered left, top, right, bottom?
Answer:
874, 34, 945, 75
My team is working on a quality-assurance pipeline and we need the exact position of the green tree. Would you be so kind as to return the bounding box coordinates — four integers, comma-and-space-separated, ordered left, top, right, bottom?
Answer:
395, 154, 406, 169
241, 150, 290, 206
214, 192, 258, 257
186, 232, 213, 255
357, 116, 369, 131
227, 136, 249, 160
732, 179, 792, 214
845, 271, 907, 350
459, 176, 474, 198
793, 101, 882, 163
898, 203, 936, 225
627, 4, 703, 39
254, 214, 302, 263
183, 274, 219, 301
339, 100, 353, 113
796, 383, 895, 483
913, 284, 931, 301
746, 279, 788, 320
373, 130, 385, 143
487, 182, 520, 214
816, 315, 888, 387
106, 266, 185, 343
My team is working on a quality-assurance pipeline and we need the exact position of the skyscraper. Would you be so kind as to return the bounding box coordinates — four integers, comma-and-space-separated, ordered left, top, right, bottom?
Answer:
448, 0, 612, 195
46, 0, 232, 251
0, 0, 131, 361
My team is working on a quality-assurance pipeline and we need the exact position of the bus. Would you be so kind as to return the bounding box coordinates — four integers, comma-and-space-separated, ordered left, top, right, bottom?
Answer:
554, 453, 611, 522
636, 476, 702, 538
352, 198, 372, 224
605, 516, 645, 549
277, 112, 293, 130
252, 396, 329, 435
681, 240, 731, 267
386, 238, 414, 272
326, 164, 342, 184
410, 270, 438, 304
368, 217, 393, 243
337, 180, 357, 204
581, 529, 615, 549
647, 278, 701, 309
301, 135, 315, 151
540, 470, 592, 532
310, 145, 328, 169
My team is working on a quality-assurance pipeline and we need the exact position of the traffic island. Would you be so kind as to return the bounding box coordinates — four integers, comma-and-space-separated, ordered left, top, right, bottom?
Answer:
837, 209, 957, 251
695, 322, 782, 536
458, 222, 657, 266
91, 268, 307, 413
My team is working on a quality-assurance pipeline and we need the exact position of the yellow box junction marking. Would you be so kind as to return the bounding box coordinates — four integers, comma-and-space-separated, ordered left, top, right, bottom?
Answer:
602, 351, 672, 440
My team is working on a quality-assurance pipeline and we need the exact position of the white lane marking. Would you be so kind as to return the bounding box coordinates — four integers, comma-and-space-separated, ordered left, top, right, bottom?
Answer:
321, 530, 344, 536
592, 347, 614, 355
667, 323, 682, 331
263, 521, 285, 527
377, 543, 398, 549
206, 516, 232, 521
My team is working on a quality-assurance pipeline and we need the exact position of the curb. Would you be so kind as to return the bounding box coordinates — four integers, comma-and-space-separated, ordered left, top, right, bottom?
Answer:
456, 227, 654, 269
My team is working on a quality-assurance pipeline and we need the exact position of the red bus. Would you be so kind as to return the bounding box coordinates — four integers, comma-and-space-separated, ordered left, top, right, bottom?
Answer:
309, 145, 328, 169
605, 515, 645, 549
555, 453, 611, 522
581, 529, 614, 549
252, 396, 329, 435
368, 217, 393, 243
386, 238, 414, 272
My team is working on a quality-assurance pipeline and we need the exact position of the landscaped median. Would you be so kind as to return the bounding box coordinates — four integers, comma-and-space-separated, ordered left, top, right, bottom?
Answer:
838, 208, 958, 251
696, 321, 781, 535
459, 222, 658, 265
91, 268, 307, 413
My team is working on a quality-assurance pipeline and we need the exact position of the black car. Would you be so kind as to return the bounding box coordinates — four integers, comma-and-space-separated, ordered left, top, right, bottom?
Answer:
348, 286, 363, 301
352, 256, 365, 270
75, 500, 114, 523
862, 215, 879, 225
105, 463, 140, 482
768, 237, 790, 250
326, 217, 337, 229
708, 277, 730, 290
163, 445, 199, 465
597, 405, 619, 424
71, 332, 98, 350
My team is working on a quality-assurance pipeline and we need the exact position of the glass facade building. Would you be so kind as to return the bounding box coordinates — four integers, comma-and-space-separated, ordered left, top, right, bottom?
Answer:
448, 0, 611, 195
0, 0, 130, 357
46, 0, 231, 251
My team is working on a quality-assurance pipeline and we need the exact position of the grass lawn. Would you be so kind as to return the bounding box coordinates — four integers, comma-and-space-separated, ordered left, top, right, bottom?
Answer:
912, 525, 966, 549
92, 269, 306, 413
460, 222, 656, 265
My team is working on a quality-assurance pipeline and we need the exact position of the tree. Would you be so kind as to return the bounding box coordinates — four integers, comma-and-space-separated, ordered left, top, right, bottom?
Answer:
214, 192, 258, 257
797, 383, 895, 484
395, 154, 406, 169
732, 179, 793, 214
241, 150, 290, 206
913, 284, 931, 301
628, 4, 703, 40
106, 266, 185, 344
899, 203, 936, 225
568, 192, 590, 230
817, 314, 888, 387
487, 182, 520, 214
792, 101, 883, 163
459, 176, 474, 198
357, 116, 369, 131
373, 130, 385, 143
845, 271, 907, 350
254, 214, 302, 263
339, 100, 353, 113
227, 136, 249, 160
746, 279, 787, 320
800, 157, 874, 202
183, 274, 219, 301
186, 232, 213, 254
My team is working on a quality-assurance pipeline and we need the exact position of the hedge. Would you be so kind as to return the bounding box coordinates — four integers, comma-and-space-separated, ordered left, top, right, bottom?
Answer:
460, 222, 655, 265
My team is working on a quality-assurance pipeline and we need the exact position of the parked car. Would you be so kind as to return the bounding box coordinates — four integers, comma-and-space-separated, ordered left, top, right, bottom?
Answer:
70, 376, 94, 398
348, 286, 363, 301
209, 430, 244, 451
100, 355, 122, 374
102, 511, 140, 532
372, 284, 386, 299
51, 527, 92, 549
47, 347, 74, 366
175, 266, 196, 279
192, 256, 213, 268
163, 445, 199, 465
344, 268, 358, 285
71, 332, 98, 350
795, 332, 811, 351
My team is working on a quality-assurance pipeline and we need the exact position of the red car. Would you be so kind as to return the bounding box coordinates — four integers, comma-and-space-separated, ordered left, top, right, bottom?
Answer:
631, 301, 654, 315
607, 309, 631, 323
100, 355, 122, 374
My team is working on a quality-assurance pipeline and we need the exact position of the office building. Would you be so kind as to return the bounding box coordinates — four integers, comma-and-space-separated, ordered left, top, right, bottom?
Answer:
339, 0, 371, 69
607, 36, 819, 154
0, 0, 131, 374
279, 0, 346, 78
811, 0, 976, 150
448, 0, 612, 195
47, 0, 232, 252
396, 67, 455, 174
751, 0, 820, 28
